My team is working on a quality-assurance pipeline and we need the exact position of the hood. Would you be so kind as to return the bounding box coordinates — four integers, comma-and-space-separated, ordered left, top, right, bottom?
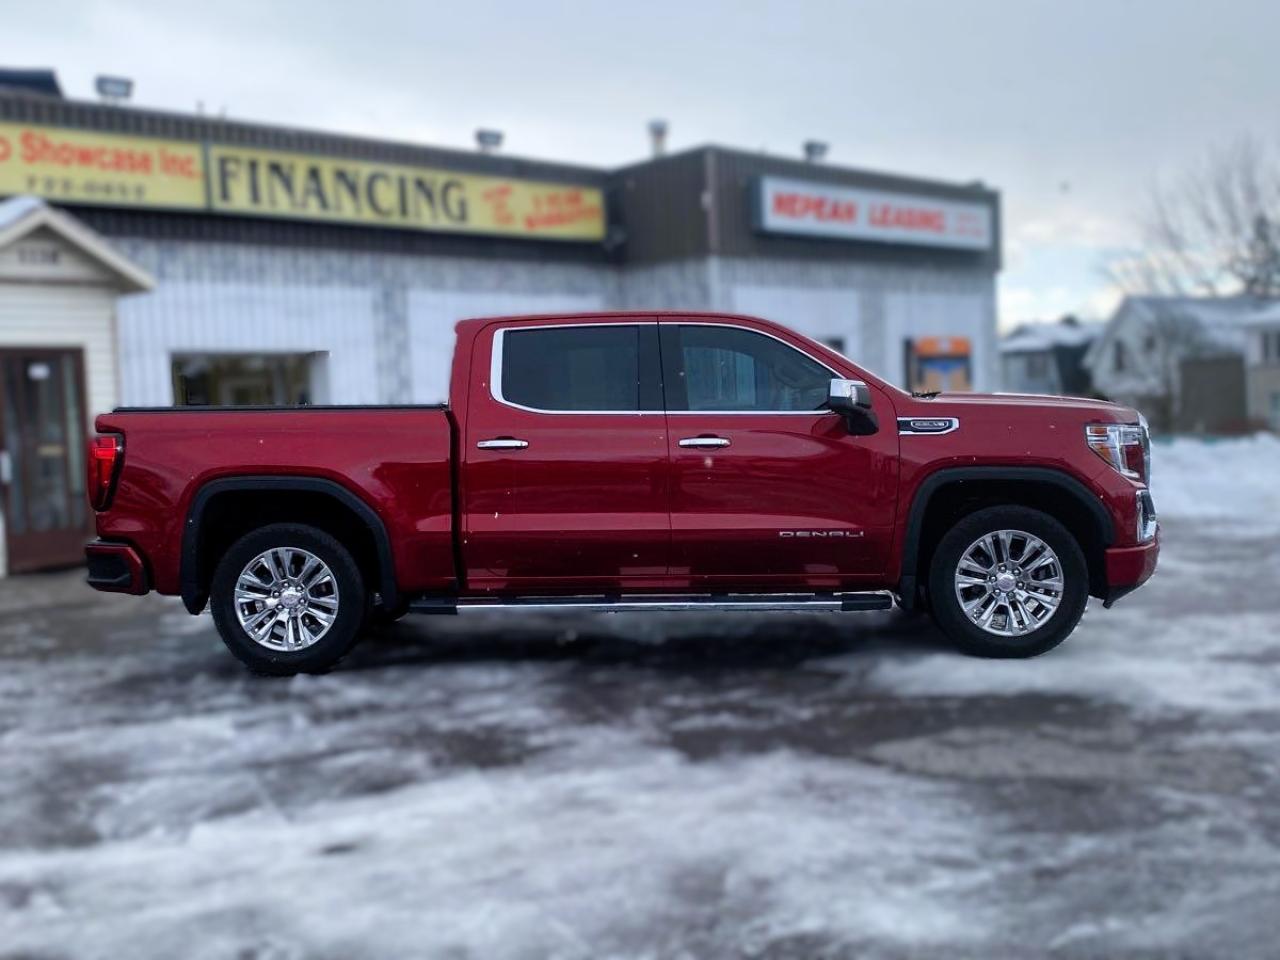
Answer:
899, 392, 1140, 424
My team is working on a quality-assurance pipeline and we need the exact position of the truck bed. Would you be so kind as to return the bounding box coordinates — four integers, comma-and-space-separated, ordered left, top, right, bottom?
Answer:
93, 405, 458, 599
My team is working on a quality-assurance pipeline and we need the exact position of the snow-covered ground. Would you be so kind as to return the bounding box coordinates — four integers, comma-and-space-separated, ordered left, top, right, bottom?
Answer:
1, 438, 1278, 959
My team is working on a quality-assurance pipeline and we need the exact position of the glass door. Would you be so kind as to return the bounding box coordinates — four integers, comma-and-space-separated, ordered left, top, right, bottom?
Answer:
0, 349, 90, 572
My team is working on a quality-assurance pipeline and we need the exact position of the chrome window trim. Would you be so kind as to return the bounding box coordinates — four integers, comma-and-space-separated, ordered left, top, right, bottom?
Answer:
490, 322, 664, 416
897, 417, 960, 435
489, 319, 851, 417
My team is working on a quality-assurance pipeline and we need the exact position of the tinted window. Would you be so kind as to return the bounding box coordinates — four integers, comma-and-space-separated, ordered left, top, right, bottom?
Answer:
674, 326, 831, 412
500, 326, 642, 411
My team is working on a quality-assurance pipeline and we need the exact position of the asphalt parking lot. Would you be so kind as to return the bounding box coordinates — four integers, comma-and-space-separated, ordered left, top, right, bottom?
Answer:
2, 447, 1279, 958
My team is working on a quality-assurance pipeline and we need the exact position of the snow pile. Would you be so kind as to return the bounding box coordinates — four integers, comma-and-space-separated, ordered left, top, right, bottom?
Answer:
1150, 434, 1280, 525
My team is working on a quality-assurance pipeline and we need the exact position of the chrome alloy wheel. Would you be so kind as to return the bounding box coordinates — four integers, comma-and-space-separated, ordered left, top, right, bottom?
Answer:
233, 547, 340, 651
953, 529, 1064, 637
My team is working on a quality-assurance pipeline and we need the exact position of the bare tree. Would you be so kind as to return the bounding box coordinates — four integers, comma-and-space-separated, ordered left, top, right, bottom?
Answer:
1109, 137, 1280, 297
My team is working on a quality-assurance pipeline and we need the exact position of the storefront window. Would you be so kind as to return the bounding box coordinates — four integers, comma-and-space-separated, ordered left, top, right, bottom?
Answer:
172, 354, 315, 407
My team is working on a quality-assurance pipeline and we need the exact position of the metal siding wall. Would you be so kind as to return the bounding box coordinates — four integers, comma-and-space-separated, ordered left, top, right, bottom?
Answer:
730, 285, 862, 359
406, 290, 607, 403
715, 257, 996, 392
614, 151, 709, 265
117, 283, 379, 405
884, 290, 995, 391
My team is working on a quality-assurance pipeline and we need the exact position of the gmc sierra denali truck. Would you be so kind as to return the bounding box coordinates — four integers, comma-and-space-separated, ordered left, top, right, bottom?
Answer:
84, 312, 1159, 674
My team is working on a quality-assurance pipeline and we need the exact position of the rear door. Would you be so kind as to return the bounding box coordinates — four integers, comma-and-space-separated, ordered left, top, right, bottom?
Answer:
661, 320, 898, 588
0, 349, 92, 573
461, 320, 670, 590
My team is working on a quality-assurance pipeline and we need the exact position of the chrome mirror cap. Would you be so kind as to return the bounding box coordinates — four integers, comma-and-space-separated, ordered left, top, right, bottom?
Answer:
828, 378, 872, 411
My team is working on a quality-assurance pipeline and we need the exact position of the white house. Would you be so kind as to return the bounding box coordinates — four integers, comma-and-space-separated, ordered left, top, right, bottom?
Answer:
0, 196, 152, 575
1243, 304, 1280, 429
1084, 295, 1268, 430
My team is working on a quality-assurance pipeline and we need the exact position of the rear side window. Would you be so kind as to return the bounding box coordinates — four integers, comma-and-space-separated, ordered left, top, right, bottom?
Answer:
498, 325, 645, 412
669, 325, 832, 412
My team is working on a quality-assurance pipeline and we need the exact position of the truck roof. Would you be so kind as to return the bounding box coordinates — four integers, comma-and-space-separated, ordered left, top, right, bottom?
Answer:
454, 311, 773, 333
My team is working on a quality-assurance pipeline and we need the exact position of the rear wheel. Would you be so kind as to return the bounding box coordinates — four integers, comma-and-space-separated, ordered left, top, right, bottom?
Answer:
927, 505, 1088, 658
210, 523, 367, 675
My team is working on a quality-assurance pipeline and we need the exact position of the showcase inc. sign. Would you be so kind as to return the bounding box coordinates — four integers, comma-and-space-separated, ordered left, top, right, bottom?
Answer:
754, 176, 992, 251
0, 122, 605, 241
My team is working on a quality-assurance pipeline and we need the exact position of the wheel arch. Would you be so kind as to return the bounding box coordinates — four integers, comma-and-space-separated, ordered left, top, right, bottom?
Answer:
181, 476, 398, 615
898, 466, 1114, 610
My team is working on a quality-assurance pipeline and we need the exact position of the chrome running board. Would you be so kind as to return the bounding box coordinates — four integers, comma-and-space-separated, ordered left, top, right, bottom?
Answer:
410, 592, 895, 615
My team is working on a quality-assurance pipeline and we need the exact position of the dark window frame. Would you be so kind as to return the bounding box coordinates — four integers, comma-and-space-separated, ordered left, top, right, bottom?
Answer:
491, 322, 663, 414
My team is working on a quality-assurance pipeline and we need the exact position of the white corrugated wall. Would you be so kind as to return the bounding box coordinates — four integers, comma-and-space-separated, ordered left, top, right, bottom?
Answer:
116, 283, 379, 406
407, 290, 607, 404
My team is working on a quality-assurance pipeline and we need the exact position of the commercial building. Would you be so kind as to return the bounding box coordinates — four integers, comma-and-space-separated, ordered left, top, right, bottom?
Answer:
0, 80, 1000, 572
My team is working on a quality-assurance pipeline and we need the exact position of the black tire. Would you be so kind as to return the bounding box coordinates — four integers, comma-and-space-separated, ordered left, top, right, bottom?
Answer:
210, 523, 367, 675
927, 505, 1088, 658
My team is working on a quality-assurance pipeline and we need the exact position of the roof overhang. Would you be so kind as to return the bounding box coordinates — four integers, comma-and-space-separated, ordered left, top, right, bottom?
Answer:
0, 195, 154, 292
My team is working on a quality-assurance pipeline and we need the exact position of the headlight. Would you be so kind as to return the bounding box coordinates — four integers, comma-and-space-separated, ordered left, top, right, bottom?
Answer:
1086, 422, 1149, 484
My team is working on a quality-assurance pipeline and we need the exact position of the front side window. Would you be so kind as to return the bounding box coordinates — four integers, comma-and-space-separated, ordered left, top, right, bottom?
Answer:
498, 325, 642, 411
671, 325, 832, 412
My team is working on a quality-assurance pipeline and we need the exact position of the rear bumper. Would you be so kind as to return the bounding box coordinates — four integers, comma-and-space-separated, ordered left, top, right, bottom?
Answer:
85, 540, 150, 595
1101, 535, 1159, 608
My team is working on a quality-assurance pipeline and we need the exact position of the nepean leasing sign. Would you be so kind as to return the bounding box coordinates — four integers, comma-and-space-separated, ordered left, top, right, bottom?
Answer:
754, 175, 992, 251
0, 121, 606, 241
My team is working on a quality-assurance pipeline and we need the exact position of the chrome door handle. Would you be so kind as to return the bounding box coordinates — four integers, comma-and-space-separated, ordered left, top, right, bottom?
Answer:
476, 438, 529, 450
678, 436, 730, 449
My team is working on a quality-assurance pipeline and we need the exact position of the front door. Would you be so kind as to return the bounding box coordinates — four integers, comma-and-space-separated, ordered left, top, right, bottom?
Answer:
661, 321, 898, 589
0, 349, 92, 572
462, 320, 670, 591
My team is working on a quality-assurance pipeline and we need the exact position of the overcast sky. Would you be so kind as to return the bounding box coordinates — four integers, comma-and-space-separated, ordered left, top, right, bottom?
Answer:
8, 0, 1278, 328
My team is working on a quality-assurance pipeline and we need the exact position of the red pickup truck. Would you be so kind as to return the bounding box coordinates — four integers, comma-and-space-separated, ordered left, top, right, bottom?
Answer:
84, 311, 1159, 674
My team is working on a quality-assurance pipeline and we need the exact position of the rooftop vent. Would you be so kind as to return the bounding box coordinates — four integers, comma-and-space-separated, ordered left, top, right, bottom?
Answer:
803, 140, 828, 163
475, 129, 504, 153
95, 75, 134, 105
648, 119, 668, 158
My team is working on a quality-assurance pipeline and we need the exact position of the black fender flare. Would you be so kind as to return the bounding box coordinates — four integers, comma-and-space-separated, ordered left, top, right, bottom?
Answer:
897, 466, 1115, 610
180, 475, 398, 615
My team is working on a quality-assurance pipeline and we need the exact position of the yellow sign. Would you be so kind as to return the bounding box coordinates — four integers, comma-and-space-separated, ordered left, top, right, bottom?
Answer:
0, 122, 205, 210
0, 122, 607, 242
207, 145, 605, 240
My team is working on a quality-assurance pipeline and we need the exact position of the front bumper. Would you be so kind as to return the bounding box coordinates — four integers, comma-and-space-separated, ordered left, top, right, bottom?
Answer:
1100, 535, 1159, 608
85, 540, 150, 595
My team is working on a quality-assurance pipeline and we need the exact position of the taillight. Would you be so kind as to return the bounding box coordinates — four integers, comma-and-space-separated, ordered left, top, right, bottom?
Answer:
1085, 422, 1148, 484
88, 434, 123, 510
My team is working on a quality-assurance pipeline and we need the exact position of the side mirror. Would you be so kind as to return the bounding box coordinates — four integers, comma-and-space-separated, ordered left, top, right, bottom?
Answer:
827, 378, 879, 435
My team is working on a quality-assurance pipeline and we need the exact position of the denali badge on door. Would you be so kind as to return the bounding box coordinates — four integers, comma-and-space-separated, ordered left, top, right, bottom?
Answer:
778, 530, 864, 538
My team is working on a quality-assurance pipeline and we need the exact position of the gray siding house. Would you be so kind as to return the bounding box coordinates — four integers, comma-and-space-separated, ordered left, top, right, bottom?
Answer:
999, 315, 1099, 396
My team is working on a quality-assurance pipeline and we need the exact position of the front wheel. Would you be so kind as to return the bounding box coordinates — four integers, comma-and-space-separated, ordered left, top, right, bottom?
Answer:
927, 506, 1088, 658
210, 523, 367, 675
